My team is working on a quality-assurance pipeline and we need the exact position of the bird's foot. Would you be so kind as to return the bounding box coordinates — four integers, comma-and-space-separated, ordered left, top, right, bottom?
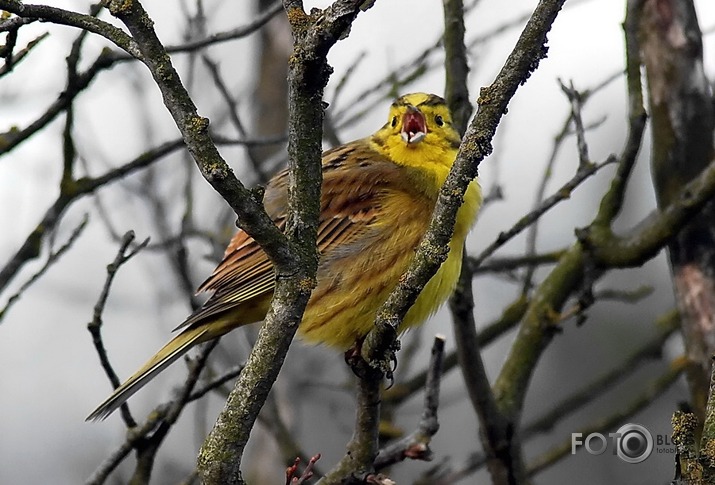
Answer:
344, 335, 400, 386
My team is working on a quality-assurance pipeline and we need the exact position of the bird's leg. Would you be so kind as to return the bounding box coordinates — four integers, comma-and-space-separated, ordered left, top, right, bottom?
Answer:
345, 336, 398, 387
344, 336, 366, 375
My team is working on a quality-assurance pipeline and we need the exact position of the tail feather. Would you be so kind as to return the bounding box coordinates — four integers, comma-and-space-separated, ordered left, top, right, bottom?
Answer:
86, 327, 209, 421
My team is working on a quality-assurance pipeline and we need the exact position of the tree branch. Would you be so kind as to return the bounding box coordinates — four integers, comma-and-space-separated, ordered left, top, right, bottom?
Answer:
527, 357, 686, 476
492, 0, 647, 427
374, 335, 446, 470
195, 1, 363, 483
523, 309, 679, 439
87, 230, 150, 429
0, 1, 141, 57
318, 361, 383, 484
0, 138, 186, 296
364, 0, 568, 376
639, 0, 715, 422
0, 214, 88, 323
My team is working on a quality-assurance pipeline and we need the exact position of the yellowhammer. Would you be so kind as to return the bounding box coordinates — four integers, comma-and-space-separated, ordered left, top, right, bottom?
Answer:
87, 92, 481, 421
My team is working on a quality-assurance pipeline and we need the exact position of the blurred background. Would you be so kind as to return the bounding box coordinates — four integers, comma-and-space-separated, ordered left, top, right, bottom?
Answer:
1, 0, 714, 483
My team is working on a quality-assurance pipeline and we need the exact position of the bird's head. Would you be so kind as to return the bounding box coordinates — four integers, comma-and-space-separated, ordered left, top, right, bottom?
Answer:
371, 93, 462, 169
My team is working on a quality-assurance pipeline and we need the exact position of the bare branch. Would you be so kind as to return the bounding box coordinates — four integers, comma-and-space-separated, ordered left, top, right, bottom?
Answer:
364, 0, 569, 377
558, 79, 591, 169
87, 231, 150, 428
196, 1, 364, 482
472, 156, 615, 269
0, 14, 35, 31
0, 1, 141, 57
518, 68, 623, 292
442, 0, 470, 135
318, 360, 383, 484
0, 31, 47, 77
527, 357, 685, 476
374, 335, 446, 469
0, 138, 185, 296
0, 214, 88, 323
0, 48, 115, 157
585, 157, 715, 268
589, 0, 647, 229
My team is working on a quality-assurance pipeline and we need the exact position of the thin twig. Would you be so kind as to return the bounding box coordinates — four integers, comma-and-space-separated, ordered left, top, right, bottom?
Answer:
202, 55, 270, 182
383, 296, 528, 407
473, 250, 566, 274
0, 31, 48, 77
85, 408, 169, 485
589, 0, 647, 230
521, 71, 620, 293
593, 285, 653, 303
472, 156, 616, 269
527, 357, 686, 476
374, 335, 446, 469
522, 310, 679, 438
87, 231, 150, 428
129, 1, 284, 58
442, 0, 470, 135
558, 79, 591, 169
187, 364, 245, 402
0, 214, 89, 323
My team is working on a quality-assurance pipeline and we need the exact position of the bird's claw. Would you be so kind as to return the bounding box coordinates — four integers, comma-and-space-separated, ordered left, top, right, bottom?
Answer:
383, 350, 398, 389
345, 337, 399, 385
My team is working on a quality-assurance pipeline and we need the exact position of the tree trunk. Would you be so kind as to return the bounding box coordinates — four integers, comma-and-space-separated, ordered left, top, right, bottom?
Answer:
640, 0, 715, 421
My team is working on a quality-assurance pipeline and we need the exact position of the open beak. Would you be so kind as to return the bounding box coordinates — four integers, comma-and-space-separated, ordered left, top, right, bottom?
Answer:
401, 105, 427, 145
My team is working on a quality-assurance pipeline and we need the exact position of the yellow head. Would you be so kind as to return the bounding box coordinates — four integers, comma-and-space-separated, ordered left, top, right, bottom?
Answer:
371, 93, 462, 173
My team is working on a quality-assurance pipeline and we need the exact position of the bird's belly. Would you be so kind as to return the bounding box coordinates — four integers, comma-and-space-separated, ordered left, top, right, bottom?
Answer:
402, 241, 463, 329
297, 234, 464, 350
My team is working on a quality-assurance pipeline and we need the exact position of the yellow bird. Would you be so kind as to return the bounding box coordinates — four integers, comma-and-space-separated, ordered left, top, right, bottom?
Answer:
87, 93, 481, 421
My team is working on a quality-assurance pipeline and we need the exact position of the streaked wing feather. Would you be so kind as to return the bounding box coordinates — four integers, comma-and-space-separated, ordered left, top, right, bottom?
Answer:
177, 140, 400, 331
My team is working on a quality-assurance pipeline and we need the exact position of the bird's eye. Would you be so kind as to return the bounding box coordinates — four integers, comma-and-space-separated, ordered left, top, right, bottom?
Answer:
391, 116, 397, 127
435, 115, 444, 126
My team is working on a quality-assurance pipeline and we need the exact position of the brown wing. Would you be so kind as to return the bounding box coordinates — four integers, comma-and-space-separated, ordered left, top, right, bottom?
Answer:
174, 140, 404, 331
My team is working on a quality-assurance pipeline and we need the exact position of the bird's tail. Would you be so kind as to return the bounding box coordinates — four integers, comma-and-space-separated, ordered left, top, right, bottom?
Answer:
86, 326, 209, 421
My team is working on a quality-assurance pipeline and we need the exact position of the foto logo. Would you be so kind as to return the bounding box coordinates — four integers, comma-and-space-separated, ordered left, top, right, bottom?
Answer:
571, 423, 654, 464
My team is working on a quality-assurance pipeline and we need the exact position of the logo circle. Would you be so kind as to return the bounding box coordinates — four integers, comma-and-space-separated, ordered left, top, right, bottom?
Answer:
616, 423, 653, 464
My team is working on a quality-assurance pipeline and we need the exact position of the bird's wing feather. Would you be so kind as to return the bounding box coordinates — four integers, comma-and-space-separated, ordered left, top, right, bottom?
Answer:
175, 141, 402, 331
86, 325, 210, 421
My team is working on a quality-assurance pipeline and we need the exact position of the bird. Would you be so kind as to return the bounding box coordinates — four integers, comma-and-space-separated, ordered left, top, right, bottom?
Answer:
87, 92, 481, 421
